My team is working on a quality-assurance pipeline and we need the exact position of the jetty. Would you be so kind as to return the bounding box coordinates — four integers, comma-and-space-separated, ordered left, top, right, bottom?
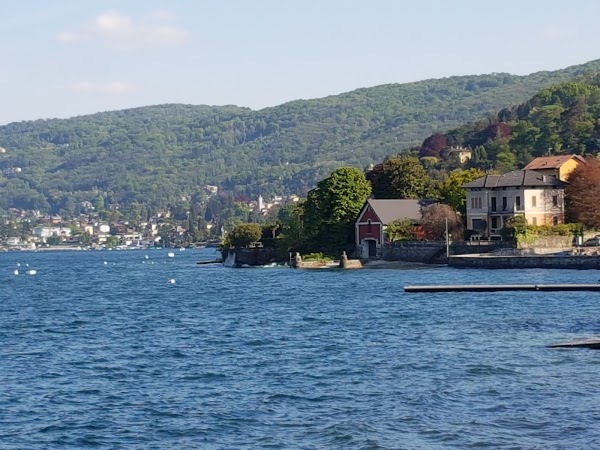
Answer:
196, 259, 223, 265
404, 284, 600, 293
548, 337, 600, 349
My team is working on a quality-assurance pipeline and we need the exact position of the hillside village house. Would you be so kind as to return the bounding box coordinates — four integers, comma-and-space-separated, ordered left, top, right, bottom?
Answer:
355, 199, 432, 258
447, 146, 472, 164
463, 170, 566, 238
33, 226, 71, 239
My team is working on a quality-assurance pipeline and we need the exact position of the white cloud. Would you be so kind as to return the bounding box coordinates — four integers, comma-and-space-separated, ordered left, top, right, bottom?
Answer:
58, 9, 190, 48
72, 81, 136, 94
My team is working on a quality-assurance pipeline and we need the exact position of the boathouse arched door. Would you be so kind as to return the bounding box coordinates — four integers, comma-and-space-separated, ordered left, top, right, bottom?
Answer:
368, 239, 377, 258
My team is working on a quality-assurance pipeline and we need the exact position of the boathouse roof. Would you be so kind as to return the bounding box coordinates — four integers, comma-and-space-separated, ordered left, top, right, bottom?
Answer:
364, 199, 434, 224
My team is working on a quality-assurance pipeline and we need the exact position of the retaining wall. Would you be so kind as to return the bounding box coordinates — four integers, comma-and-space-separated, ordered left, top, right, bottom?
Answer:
450, 254, 600, 269
223, 248, 277, 267
382, 241, 512, 264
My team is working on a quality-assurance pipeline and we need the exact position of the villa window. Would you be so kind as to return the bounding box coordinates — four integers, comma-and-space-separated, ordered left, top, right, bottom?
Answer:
532, 217, 537, 226
491, 197, 497, 212
553, 216, 559, 226
515, 196, 521, 211
367, 220, 372, 234
491, 217, 498, 229
502, 197, 507, 211
531, 196, 537, 207
552, 195, 558, 207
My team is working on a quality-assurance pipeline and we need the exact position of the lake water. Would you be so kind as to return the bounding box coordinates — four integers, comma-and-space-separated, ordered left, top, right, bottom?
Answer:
1, 248, 599, 449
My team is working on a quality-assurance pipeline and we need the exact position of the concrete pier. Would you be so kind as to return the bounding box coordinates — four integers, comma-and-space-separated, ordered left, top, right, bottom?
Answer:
548, 337, 600, 349
404, 284, 600, 293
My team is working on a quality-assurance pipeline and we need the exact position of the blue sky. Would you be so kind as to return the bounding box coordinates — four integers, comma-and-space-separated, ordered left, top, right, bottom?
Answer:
1, 0, 599, 125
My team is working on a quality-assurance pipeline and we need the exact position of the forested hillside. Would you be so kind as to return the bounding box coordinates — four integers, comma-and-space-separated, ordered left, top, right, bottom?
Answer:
414, 75, 600, 173
1, 59, 599, 214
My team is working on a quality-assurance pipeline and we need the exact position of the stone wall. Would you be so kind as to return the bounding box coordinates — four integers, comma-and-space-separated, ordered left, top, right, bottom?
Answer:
382, 241, 447, 264
223, 248, 277, 267
450, 254, 600, 269
381, 241, 512, 264
517, 235, 572, 253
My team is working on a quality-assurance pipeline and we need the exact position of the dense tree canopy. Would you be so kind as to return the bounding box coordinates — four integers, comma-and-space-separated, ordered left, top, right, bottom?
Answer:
303, 167, 371, 255
223, 223, 262, 249
369, 156, 436, 199
411, 75, 600, 174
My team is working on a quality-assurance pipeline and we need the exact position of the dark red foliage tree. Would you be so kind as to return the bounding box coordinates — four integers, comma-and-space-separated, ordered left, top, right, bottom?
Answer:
485, 122, 512, 140
419, 133, 447, 158
565, 159, 600, 227
420, 203, 464, 240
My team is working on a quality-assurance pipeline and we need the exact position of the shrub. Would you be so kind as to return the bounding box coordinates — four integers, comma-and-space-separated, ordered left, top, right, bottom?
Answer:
221, 223, 262, 249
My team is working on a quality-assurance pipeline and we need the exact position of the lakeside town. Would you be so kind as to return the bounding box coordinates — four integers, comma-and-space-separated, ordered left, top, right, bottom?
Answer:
0, 186, 301, 251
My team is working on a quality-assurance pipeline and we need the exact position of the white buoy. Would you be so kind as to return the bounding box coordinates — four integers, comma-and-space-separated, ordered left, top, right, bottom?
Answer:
25, 264, 29, 267
27, 269, 37, 275
145, 255, 149, 259
167, 252, 175, 258
16, 263, 21, 267
13, 269, 19, 275
169, 278, 176, 284
103, 261, 108, 265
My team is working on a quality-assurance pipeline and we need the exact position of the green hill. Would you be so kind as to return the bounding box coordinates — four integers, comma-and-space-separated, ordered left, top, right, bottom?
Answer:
414, 75, 600, 172
1, 59, 600, 213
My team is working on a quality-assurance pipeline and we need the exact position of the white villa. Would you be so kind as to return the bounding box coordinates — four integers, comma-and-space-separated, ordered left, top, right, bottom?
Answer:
463, 170, 566, 238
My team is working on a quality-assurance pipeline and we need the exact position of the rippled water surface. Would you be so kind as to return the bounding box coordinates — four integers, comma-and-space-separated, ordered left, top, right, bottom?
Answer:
1, 249, 599, 449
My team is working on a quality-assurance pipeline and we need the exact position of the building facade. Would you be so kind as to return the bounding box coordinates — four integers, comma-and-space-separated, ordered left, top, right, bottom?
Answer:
463, 170, 566, 238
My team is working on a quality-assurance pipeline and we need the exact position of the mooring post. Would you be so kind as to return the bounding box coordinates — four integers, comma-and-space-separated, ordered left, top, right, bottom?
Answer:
340, 251, 348, 269
293, 252, 302, 268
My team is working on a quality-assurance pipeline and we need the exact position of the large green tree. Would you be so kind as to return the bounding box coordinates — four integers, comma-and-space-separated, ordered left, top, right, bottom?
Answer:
303, 167, 371, 255
223, 223, 262, 249
370, 156, 436, 199
439, 168, 485, 215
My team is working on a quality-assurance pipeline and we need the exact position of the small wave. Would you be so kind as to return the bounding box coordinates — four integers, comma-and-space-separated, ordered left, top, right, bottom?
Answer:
265, 393, 342, 403
465, 365, 519, 376
180, 372, 227, 381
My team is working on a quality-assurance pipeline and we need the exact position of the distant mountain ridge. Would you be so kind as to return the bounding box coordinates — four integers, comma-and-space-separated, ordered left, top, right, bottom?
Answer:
1, 59, 599, 213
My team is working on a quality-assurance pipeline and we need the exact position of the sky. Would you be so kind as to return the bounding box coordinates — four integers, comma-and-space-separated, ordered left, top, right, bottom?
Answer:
1, 0, 599, 125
